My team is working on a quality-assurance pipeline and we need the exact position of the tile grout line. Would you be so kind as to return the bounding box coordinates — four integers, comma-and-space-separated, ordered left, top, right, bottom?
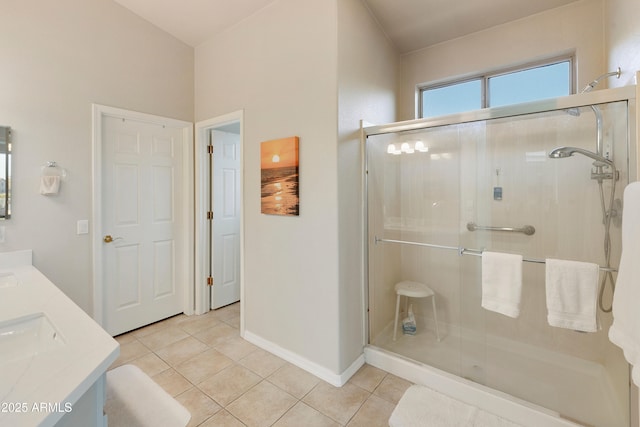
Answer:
111, 304, 403, 427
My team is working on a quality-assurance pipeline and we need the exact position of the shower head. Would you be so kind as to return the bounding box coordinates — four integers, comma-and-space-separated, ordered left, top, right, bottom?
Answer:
548, 146, 614, 168
580, 67, 621, 93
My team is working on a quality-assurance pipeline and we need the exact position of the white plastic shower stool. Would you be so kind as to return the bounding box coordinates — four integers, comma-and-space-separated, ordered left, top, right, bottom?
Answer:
393, 280, 440, 341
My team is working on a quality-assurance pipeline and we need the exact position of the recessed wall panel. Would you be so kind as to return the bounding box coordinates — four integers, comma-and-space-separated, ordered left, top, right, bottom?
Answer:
223, 168, 236, 218
115, 244, 141, 309
223, 141, 236, 160
153, 166, 173, 222
222, 234, 237, 286
116, 132, 140, 154
115, 164, 139, 225
153, 136, 174, 157
153, 240, 174, 299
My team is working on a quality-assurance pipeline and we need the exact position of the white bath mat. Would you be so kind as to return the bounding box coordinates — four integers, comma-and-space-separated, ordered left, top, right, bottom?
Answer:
389, 385, 522, 427
105, 364, 191, 427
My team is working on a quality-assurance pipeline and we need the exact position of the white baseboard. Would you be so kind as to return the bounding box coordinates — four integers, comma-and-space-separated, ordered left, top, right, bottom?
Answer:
243, 330, 365, 387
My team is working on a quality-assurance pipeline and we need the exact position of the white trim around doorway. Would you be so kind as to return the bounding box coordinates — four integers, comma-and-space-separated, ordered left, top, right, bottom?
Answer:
194, 110, 245, 335
91, 104, 195, 327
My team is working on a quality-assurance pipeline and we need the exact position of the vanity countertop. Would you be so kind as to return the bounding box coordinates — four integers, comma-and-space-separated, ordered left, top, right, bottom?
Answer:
0, 250, 119, 427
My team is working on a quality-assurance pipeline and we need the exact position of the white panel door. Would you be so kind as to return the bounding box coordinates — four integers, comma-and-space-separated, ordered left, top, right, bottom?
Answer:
102, 115, 185, 335
211, 130, 241, 309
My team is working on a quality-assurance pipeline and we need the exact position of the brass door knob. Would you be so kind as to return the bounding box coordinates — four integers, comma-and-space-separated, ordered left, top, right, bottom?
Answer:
103, 235, 123, 243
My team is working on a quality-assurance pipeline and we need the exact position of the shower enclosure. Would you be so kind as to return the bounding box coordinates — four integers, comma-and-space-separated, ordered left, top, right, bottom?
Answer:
364, 87, 636, 427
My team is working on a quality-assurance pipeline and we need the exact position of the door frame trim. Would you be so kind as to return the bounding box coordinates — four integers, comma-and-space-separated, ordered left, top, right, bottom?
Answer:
194, 110, 244, 330
91, 104, 195, 327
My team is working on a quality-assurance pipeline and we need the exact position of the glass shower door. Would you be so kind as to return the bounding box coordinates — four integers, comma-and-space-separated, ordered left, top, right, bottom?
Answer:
366, 98, 631, 427
462, 103, 629, 427
366, 126, 466, 377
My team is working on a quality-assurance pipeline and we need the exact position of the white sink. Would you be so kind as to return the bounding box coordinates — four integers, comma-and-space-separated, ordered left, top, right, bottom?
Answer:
0, 313, 65, 364
0, 272, 17, 288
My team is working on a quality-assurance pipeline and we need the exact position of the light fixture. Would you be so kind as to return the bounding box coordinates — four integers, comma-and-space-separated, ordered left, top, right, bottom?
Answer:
401, 142, 414, 154
414, 140, 429, 152
387, 144, 401, 155
387, 141, 429, 155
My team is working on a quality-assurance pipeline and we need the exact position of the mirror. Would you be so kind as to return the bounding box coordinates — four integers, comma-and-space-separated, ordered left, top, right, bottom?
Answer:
0, 127, 11, 219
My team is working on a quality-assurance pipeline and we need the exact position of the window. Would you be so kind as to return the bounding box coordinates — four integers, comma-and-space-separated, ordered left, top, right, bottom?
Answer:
419, 58, 573, 118
421, 79, 482, 118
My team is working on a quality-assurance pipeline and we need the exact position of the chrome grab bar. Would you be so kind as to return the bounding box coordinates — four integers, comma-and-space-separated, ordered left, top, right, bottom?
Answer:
466, 222, 535, 236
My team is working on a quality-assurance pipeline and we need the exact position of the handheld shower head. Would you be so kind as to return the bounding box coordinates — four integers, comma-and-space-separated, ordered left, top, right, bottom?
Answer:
548, 146, 615, 169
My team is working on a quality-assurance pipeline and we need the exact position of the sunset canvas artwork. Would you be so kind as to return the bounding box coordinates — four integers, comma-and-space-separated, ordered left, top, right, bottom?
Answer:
261, 136, 299, 216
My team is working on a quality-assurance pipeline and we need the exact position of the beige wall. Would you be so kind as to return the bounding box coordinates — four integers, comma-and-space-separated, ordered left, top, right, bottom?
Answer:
195, 0, 342, 373
399, 0, 605, 120
0, 0, 193, 313
606, 0, 640, 87
337, 0, 399, 370
195, 0, 397, 376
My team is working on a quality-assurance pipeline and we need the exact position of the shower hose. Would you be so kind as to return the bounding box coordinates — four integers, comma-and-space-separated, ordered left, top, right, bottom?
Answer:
597, 171, 616, 313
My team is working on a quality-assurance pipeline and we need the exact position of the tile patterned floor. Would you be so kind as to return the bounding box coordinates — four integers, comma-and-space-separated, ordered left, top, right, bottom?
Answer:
110, 303, 411, 427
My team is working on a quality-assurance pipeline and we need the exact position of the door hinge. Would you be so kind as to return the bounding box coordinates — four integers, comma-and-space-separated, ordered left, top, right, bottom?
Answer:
207, 145, 213, 154
207, 276, 213, 286
207, 211, 213, 220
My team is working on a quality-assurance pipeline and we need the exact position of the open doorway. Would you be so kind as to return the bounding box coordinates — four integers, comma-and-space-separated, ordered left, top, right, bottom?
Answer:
195, 112, 244, 328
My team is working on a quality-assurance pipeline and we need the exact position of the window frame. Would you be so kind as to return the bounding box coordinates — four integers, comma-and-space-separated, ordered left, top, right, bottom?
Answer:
417, 56, 575, 119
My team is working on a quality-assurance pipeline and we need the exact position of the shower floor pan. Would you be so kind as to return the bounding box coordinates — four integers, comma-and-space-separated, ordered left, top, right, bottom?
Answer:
370, 324, 627, 427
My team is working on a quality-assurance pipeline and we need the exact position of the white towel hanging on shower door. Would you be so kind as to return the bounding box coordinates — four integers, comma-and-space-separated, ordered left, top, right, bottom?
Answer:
545, 258, 599, 332
481, 251, 523, 318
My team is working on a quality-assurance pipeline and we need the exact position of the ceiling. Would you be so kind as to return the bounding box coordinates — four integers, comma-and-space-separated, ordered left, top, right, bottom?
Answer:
111, 0, 276, 48
112, 0, 579, 53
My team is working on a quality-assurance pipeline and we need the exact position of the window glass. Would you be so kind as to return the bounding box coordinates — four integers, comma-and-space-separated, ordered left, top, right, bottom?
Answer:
421, 79, 482, 118
488, 62, 570, 107
419, 59, 572, 118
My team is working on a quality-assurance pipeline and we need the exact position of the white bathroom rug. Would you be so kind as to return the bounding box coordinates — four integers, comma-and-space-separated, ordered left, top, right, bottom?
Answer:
389, 384, 522, 427
105, 364, 191, 427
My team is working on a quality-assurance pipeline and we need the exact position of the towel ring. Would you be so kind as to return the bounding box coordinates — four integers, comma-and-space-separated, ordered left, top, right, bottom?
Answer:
41, 161, 67, 179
